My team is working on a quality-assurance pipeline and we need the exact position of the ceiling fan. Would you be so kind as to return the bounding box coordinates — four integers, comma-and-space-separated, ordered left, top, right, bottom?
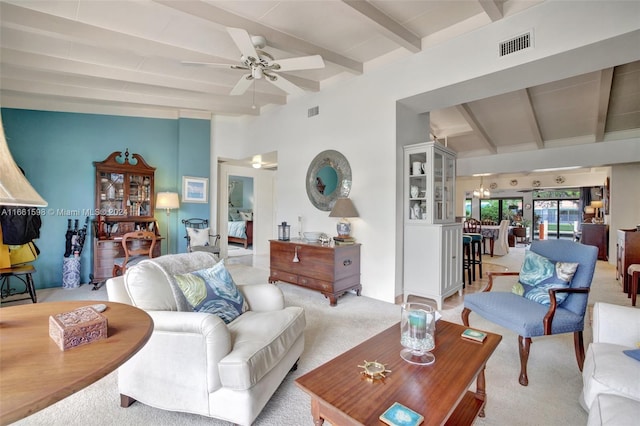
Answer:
183, 27, 325, 96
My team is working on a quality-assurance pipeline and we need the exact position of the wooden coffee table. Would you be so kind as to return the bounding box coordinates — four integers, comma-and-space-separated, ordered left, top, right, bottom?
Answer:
0, 301, 153, 425
296, 320, 502, 426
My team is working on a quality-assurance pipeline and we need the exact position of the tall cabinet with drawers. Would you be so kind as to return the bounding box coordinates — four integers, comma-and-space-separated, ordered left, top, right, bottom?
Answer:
403, 142, 463, 309
91, 150, 161, 285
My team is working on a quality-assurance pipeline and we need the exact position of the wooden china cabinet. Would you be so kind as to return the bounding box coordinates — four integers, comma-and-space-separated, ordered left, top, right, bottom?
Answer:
90, 150, 161, 285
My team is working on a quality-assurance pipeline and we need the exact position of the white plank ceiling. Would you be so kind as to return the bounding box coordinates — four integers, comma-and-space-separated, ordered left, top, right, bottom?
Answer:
1, 0, 638, 161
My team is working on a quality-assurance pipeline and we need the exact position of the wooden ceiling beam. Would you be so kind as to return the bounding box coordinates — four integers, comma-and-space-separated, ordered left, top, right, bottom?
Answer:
456, 104, 498, 154
478, 0, 504, 22
518, 88, 545, 149
595, 67, 614, 142
0, 77, 259, 116
342, 0, 421, 53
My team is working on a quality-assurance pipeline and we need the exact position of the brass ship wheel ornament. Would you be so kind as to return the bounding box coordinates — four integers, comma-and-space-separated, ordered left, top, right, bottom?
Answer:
358, 360, 391, 380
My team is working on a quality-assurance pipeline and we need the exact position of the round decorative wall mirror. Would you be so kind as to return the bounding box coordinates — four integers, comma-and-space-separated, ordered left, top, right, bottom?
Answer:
306, 150, 352, 211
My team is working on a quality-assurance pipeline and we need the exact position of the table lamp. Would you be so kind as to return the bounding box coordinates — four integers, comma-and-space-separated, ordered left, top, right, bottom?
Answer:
329, 197, 359, 238
590, 200, 603, 219
156, 192, 179, 253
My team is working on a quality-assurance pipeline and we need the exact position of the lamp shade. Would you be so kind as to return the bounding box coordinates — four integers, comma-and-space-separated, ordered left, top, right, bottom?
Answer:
590, 200, 603, 209
0, 117, 47, 207
329, 197, 359, 218
156, 192, 179, 210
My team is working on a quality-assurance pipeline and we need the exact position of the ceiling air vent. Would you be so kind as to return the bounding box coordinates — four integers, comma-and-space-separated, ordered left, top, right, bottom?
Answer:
499, 31, 532, 57
308, 106, 319, 118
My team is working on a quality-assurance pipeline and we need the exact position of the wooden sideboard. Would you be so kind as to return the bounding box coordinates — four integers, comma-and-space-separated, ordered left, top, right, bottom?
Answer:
581, 223, 608, 261
617, 228, 640, 294
268, 240, 361, 306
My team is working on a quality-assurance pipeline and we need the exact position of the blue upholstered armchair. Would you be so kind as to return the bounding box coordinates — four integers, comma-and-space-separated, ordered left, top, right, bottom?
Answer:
462, 240, 598, 386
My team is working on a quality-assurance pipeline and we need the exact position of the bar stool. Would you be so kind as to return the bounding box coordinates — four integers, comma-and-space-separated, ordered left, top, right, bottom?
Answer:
464, 232, 483, 281
628, 264, 640, 307
462, 235, 472, 288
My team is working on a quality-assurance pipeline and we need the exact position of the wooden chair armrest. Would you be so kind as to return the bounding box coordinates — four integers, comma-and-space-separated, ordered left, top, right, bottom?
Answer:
485, 271, 519, 292
542, 287, 590, 334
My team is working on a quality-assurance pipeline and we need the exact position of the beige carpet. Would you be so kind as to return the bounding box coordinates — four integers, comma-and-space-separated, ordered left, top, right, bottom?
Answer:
9, 248, 636, 426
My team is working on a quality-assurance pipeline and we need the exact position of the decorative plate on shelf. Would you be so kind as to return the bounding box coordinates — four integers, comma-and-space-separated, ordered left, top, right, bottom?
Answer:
532, 180, 541, 188
490, 182, 498, 190
555, 175, 566, 184
510, 179, 518, 186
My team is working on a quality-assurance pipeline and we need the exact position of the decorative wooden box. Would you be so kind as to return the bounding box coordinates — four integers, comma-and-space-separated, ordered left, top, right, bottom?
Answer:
49, 306, 108, 351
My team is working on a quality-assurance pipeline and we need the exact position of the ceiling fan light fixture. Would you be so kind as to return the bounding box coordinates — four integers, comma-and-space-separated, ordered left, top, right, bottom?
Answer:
251, 67, 263, 79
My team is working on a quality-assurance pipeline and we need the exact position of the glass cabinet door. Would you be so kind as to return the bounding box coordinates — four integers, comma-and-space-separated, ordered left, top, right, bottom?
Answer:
433, 150, 444, 222
404, 141, 457, 225
407, 150, 427, 222
98, 172, 125, 216
128, 174, 152, 216
443, 153, 455, 222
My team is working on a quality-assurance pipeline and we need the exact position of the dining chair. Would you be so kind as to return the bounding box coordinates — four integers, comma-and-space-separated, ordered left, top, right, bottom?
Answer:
112, 230, 157, 277
182, 218, 220, 259
492, 220, 510, 256
462, 240, 598, 386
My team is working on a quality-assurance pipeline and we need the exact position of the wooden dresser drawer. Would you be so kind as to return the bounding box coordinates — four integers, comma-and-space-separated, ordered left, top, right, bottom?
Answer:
270, 269, 298, 284
298, 276, 332, 292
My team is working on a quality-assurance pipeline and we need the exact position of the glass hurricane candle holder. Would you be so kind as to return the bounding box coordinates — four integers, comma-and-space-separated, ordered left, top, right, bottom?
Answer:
400, 302, 436, 365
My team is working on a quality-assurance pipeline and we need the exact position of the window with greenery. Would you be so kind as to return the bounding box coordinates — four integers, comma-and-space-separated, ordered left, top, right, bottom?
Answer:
532, 188, 580, 240
479, 198, 524, 224
464, 198, 471, 218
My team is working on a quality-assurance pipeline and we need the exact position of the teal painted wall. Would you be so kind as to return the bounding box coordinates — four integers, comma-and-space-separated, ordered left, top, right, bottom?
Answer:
176, 118, 211, 253
1, 108, 210, 289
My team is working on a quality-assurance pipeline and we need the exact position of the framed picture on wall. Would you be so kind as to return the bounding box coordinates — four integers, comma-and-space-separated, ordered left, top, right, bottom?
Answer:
182, 176, 208, 203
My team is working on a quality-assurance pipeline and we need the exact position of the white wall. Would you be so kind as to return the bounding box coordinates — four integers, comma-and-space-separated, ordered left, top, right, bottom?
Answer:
609, 163, 640, 262
212, 2, 640, 303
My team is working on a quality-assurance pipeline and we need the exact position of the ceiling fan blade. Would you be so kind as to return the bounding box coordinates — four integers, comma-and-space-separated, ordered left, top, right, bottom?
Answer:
269, 74, 304, 96
230, 74, 254, 96
227, 27, 259, 60
275, 55, 325, 72
181, 61, 239, 68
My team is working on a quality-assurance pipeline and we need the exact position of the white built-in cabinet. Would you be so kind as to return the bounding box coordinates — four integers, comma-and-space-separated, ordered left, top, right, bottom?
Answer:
403, 142, 463, 309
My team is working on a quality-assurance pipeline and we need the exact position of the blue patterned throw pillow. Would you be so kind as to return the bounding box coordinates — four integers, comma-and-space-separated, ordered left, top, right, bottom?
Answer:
515, 250, 579, 306
174, 261, 245, 323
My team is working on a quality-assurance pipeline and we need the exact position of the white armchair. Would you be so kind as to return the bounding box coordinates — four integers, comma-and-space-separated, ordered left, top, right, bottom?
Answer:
106, 252, 305, 426
581, 302, 640, 425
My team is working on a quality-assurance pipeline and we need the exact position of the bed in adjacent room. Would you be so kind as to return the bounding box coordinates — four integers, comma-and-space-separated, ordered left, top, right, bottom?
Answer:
228, 209, 253, 248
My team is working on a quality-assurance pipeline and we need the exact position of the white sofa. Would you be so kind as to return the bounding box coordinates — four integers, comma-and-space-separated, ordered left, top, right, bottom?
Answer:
580, 302, 640, 425
106, 252, 306, 426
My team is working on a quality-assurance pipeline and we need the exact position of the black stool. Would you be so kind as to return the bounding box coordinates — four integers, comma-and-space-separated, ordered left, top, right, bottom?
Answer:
462, 235, 472, 287
464, 233, 483, 281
